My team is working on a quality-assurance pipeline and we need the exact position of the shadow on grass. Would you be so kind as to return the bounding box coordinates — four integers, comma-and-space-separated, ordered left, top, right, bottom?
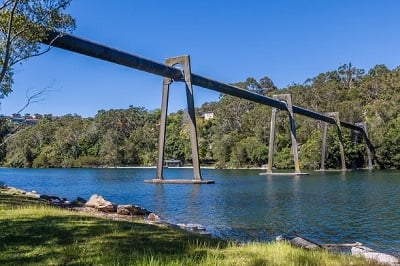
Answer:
0, 198, 227, 265
0, 193, 47, 208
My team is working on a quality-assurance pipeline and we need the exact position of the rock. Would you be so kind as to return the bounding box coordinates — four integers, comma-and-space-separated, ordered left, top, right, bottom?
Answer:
131, 205, 150, 215
275, 234, 320, 249
85, 194, 116, 212
290, 236, 321, 249
147, 213, 160, 221
40, 194, 65, 203
117, 204, 150, 216
70, 197, 87, 207
117, 205, 133, 215
25, 192, 40, 198
0, 181, 6, 189
277, 234, 399, 265
275, 235, 286, 241
177, 223, 205, 231
97, 204, 116, 212
351, 246, 399, 265
85, 194, 109, 208
76, 196, 87, 203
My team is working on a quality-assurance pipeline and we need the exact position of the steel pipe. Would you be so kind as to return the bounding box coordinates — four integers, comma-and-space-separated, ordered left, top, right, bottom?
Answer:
42, 31, 365, 133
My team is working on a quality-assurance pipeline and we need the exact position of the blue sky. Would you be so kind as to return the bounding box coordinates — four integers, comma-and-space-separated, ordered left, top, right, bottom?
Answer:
2, 0, 400, 117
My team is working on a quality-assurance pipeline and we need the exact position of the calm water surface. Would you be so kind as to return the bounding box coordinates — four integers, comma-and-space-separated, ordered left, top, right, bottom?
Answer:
1, 168, 399, 254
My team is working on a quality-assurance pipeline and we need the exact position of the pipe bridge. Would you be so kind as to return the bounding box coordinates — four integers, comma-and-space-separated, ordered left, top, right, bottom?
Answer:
41, 32, 375, 183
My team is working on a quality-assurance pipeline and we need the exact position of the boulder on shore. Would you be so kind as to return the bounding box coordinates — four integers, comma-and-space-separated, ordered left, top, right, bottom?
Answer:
351, 246, 399, 265
117, 204, 150, 216
69, 197, 87, 207
177, 223, 206, 232
147, 213, 160, 221
85, 194, 116, 213
40, 194, 66, 204
25, 191, 40, 198
276, 234, 320, 250
276, 234, 399, 265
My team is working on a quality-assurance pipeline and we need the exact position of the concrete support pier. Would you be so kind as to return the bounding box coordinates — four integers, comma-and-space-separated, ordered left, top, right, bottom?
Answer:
144, 179, 215, 184
318, 112, 347, 171
355, 122, 373, 170
145, 55, 214, 184
261, 94, 309, 176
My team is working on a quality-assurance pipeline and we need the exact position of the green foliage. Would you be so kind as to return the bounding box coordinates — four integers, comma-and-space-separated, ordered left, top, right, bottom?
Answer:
0, 0, 75, 99
377, 114, 400, 168
164, 111, 189, 161
70, 155, 103, 168
300, 129, 322, 169
274, 147, 294, 169
3, 108, 160, 168
2, 63, 400, 169
212, 132, 237, 168
229, 141, 248, 167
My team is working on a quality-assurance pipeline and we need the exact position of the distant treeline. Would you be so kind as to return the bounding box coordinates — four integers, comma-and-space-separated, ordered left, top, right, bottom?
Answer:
1, 64, 399, 169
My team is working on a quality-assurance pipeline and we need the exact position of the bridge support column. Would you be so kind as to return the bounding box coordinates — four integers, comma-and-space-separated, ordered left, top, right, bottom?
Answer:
263, 94, 307, 176
267, 107, 277, 174
156, 76, 172, 180
320, 122, 328, 171
355, 122, 373, 169
149, 55, 214, 184
352, 126, 359, 169
320, 112, 346, 171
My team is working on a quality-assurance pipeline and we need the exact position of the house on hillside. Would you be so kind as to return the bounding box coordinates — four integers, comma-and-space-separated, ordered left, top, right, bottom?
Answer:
11, 117, 24, 124
199, 111, 214, 121
25, 118, 39, 125
10, 113, 40, 125
32, 113, 43, 119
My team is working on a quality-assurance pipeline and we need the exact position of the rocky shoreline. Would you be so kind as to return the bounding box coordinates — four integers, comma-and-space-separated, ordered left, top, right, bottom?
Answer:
1, 183, 398, 265
276, 233, 399, 265
0, 183, 208, 234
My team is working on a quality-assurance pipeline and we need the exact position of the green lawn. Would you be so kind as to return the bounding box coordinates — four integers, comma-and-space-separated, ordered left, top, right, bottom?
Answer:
0, 190, 381, 265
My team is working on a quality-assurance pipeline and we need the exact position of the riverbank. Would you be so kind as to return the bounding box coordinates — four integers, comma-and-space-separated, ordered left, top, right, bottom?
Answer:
0, 188, 383, 265
109, 165, 267, 169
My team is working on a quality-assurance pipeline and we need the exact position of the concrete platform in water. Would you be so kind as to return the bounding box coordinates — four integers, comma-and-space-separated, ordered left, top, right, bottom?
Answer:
314, 169, 352, 172
144, 179, 215, 184
259, 172, 310, 176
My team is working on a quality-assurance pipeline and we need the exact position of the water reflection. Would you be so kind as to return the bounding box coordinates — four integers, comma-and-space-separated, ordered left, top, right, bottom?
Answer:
153, 184, 168, 216
340, 170, 347, 180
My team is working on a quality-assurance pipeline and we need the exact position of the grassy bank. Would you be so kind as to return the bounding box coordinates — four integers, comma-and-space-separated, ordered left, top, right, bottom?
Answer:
0, 190, 380, 265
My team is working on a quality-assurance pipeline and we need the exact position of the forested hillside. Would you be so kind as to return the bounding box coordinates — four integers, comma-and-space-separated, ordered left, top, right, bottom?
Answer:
1, 64, 399, 169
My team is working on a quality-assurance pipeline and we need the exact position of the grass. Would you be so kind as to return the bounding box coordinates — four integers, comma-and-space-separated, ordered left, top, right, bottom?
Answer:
0, 189, 382, 265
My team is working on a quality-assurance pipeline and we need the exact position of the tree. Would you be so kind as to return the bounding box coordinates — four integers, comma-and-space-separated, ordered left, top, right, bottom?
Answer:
0, 0, 75, 99
378, 114, 400, 168
232, 75, 276, 95
214, 95, 254, 133
258, 75, 277, 94
2, 64, 400, 169
337, 63, 364, 89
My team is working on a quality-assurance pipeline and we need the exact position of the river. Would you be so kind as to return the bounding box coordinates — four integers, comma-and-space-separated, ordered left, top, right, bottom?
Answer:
1, 168, 399, 254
